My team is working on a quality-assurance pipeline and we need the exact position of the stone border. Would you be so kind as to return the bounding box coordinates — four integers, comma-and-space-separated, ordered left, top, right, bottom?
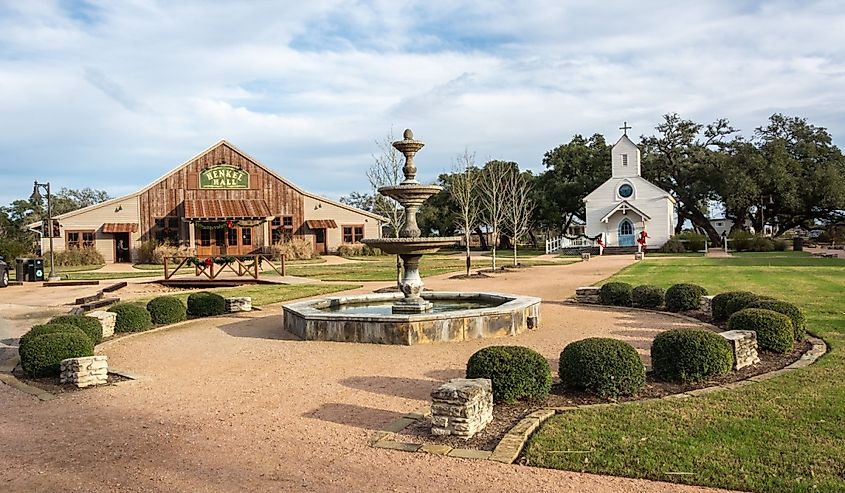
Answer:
370, 335, 827, 464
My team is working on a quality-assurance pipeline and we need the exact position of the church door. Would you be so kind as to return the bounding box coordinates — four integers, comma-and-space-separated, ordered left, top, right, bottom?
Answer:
618, 219, 635, 247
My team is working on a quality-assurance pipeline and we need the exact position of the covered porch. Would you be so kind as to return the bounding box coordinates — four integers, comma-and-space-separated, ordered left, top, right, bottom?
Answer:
184, 199, 275, 257
600, 200, 650, 247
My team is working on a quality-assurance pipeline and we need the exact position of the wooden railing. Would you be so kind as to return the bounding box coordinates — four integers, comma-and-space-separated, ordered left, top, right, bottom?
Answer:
162, 254, 286, 280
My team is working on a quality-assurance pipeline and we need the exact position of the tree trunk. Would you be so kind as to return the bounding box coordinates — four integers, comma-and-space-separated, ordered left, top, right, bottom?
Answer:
527, 230, 538, 248
512, 242, 518, 266
474, 226, 488, 250
499, 233, 512, 250
464, 232, 472, 276
675, 209, 686, 234
395, 255, 401, 288
686, 207, 723, 245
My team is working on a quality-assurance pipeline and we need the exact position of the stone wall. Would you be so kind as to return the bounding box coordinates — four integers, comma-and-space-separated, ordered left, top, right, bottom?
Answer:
60, 355, 108, 388
719, 330, 759, 370
575, 286, 601, 304
225, 297, 252, 312
88, 311, 116, 339
431, 378, 493, 439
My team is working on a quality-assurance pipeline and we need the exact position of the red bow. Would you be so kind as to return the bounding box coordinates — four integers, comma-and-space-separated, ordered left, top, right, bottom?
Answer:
226, 220, 234, 229
596, 238, 604, 247
204, 257, 213, 267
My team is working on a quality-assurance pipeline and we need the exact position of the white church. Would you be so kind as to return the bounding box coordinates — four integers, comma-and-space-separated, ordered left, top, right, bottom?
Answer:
582, 126, 676, 249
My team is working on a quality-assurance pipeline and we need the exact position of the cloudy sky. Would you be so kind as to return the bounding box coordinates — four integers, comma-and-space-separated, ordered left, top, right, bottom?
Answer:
1, 1, 844, 207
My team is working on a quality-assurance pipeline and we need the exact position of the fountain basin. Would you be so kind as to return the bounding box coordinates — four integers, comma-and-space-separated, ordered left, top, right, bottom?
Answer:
360, 237, 461, 255
283, 292, 541, 345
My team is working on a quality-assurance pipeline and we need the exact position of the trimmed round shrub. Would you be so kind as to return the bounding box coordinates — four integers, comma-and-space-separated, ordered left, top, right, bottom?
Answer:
19, 323, 86, 350
108, 303, 153, 333
49, 314, 103, 345
631, 284, 665, 309
728, 308, 794, 353
559, 338, 645, 397
146, 296, 187, 325
19, 331, 94, 377
651, 329, 733, 383
712, 291, 760, 322
187, 292, 226, 317
665, 283, 708, 312
599, 282, 633, 306
466, 346, 552, 403
747, 299, 805, 341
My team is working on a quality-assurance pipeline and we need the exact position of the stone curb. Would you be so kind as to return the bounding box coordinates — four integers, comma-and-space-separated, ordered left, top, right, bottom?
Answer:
370, 335, 827, 464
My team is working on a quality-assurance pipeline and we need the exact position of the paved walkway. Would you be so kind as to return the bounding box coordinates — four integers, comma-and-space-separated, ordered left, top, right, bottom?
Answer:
0, 256, 733, 492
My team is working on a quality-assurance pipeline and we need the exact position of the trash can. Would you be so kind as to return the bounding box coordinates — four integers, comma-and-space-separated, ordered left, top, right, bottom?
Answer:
27, 258, 45, 281
16, 258, 29, 282
793, 237, 804, 252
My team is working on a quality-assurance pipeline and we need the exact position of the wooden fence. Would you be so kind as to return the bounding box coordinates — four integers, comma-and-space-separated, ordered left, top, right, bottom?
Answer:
163, 254, 286, 280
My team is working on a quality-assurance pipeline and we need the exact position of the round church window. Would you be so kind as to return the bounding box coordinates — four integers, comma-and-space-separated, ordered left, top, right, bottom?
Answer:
618, 183, 634, 198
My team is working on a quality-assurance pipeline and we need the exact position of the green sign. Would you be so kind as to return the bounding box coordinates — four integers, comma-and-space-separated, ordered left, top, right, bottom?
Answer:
199, 165, 250, 189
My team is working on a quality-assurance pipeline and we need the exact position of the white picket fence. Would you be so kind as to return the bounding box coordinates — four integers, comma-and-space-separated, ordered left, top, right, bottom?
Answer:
545, 235, 594, 254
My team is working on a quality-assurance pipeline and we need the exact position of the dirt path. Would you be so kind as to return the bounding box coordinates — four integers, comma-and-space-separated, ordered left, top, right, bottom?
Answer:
0, 256, 734, 492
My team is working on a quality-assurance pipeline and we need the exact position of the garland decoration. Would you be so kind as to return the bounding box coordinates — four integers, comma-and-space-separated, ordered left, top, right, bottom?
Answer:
193, 218, 268, 230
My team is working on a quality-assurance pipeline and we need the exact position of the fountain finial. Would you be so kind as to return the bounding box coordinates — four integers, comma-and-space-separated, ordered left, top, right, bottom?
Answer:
392, 128, 425, 183
403, 128, 413, 140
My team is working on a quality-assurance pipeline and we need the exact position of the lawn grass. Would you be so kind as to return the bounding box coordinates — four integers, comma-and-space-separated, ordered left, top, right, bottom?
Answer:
523, 252, 845, 492
136, 283, 360, 307
285, 255, 468, 281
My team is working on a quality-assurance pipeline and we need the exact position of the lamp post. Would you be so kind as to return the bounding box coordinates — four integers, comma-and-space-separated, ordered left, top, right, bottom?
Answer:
31, 181, 59, 280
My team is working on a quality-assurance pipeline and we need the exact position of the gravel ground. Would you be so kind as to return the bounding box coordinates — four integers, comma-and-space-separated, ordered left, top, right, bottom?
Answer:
0, 256, 735, 492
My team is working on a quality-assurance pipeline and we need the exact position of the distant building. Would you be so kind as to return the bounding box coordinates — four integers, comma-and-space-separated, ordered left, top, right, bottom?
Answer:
708, 218, 774, 237
32, 141, 384, 262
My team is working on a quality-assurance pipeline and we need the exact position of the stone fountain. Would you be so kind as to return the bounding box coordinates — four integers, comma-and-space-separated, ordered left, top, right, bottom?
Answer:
282, 129, 540, 345
360, 129, 461, 313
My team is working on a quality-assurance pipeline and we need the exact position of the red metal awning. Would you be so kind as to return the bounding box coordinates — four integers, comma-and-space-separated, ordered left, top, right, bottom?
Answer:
184, 199, 274, 220
305, 219, 338, 229
102, 223, 139, 233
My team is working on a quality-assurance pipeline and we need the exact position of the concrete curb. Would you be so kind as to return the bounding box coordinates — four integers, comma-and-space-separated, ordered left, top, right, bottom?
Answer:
370, 335, 827, 465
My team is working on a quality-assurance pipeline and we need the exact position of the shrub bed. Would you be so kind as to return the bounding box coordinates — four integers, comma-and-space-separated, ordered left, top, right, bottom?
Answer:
651, 329, 733, 383
727, 308, 794, 353
19, 331, 94, 377
712, 291, 760, 322
747, 299, 806, 340
187, 292, 226, 317
664, 283, 708, 312
599, 282, 632, 306
466, 346, 552, 403
559, 338, 645, 397
146, 296, 187, 325
631, 284, 665, 309
48, 314, 103, 345
19, 323, 86, 349
108, 303, 153, 333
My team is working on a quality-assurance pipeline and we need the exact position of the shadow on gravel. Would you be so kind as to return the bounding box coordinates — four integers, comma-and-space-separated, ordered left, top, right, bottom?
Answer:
217, 316, 300, 341
304, 403, 406, 430
340, 375, 439, 400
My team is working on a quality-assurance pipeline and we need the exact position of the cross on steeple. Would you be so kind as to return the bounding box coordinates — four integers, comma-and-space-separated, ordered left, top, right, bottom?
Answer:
619, 121, 632, 136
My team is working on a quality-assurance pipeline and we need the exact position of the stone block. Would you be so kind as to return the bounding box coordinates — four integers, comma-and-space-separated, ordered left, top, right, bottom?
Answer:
60, 355, 108, 388
575, 286, 601, 304
225, 297, 252, 312
580, 252, 590, 261
88, 311, 116, 339
634, 252, 644, 260
700, 295, 714, 318
430, 378, 493, 439
719, 330, 759, 370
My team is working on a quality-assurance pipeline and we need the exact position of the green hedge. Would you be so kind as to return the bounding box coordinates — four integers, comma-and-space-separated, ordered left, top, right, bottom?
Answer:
747, 299, 806, 340
651, 329, 733, 383
677, 231, 707, 252
187, 292, 226, 317
146, 296, 187, 325
727, 308, 794, 353
665, 283, 708, 312
19, 323, 86, 350
631, 285, 665, 309
712, 291, 760, 322
466, 346, 552, 403
19, 331, 94, 377
108, 303, 153, 333
49, 314, 103, 345
599, 282, 633, 307
559, 338, 645, 397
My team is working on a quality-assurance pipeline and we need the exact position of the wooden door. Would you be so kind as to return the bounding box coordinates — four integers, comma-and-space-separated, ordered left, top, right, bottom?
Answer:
313, 228, 327, 255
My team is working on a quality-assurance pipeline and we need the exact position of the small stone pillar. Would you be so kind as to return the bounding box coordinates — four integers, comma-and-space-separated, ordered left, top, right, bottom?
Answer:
431, 378, 493, 439
719, 330, 760, 370
700, 295, 714, 318
88, 311, 116, 339
575, 286, 601, 304
60, 355, 108, 388
581, 252, 591, 261
634, 252, 644, 260
225, 297, 252, 312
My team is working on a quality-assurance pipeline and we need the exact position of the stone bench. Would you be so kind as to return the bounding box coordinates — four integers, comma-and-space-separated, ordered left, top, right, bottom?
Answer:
225, 297, 252, 312
431, 378, 493, 439
61, 355, 108, 388
575, 286, 601, 304
719, 330, 759, 370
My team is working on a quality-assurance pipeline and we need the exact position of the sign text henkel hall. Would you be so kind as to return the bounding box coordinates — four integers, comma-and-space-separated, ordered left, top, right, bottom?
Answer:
199, 164, 250, 189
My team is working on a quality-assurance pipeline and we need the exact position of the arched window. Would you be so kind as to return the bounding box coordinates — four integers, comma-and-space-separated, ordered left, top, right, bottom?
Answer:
619, 219, 633, 235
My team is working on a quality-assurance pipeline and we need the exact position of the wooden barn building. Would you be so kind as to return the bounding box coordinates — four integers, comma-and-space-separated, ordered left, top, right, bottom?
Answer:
38, 141, 384, 262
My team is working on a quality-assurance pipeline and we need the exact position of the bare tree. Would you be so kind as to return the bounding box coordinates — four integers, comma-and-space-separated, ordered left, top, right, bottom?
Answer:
449, 150, 480, 276
504, 169, 535, 266
367, 128, 405, 285
479, 160, 513, 271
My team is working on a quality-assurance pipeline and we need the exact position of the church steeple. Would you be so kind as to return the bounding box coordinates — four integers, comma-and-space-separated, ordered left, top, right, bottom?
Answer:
611, 126, 641, 178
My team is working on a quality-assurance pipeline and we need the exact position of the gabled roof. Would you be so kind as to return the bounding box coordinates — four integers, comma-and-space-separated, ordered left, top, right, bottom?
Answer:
600, 200, 651, 222
47, 140, 387, 223
583, 176, 676, 203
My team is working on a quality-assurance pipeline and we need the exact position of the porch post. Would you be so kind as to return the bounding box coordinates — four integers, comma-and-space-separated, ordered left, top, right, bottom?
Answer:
188, 222, 196, 250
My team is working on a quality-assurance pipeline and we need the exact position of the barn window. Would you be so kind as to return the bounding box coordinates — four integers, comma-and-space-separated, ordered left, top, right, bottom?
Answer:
154, 217, 180, 244
342, 225, 364, 243
271, 216, 294, 244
